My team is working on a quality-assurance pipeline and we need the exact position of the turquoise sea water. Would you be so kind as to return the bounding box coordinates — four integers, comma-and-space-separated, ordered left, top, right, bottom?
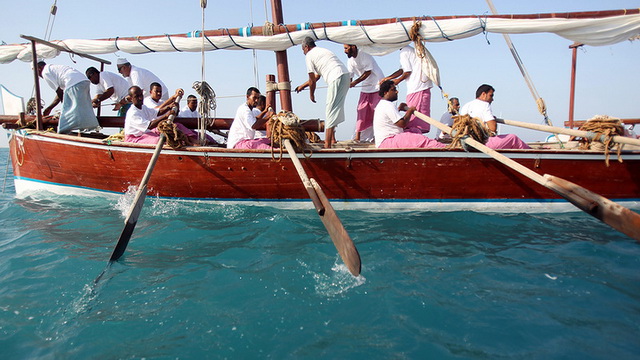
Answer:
0, 148, 639, 359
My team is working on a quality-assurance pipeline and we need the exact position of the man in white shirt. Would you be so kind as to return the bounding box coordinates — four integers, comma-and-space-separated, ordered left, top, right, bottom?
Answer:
179, 95, 199, 118
143, 82, 165, 110
381, 45, 433, 134
37, 61, 99, 134
116, 58, 169, 101
124, 86, 201, 145
459, 84, 531, 149
227, 87, 271, 149
437, 97, 460, 141
295, 37, 350, 149
86, 67, 130, 116
373, 80, 445, 149
344, 44, 383, 142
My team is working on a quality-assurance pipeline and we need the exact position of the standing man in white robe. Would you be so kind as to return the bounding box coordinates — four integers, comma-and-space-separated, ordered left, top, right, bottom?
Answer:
37, 61, 99, 134
295, 37, 350, 149
116, 58, 169, 101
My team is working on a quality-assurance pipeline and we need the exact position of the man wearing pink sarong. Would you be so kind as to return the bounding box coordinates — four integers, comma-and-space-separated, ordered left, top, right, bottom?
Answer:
459, 84, 531, 150
344, 44, 383, 142
227, 87, 272, 150
373, 80, 446, 149
380, 45, 433, 134
124, 86, 202, 145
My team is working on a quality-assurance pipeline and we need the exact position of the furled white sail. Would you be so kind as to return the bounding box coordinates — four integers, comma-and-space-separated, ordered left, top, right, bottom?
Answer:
1, 11, 639, 64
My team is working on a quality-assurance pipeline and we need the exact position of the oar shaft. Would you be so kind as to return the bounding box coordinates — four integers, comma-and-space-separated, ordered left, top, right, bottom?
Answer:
496, 118, 640, 147
414, 110, 640, 242
284, 139, 325, 215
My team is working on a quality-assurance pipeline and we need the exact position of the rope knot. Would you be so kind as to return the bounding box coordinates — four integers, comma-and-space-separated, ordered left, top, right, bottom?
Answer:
447, 114, 490, 150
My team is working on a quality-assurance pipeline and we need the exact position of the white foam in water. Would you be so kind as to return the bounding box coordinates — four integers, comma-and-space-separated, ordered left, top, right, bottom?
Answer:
115, 185, 138, 217
309, 257, 366, 298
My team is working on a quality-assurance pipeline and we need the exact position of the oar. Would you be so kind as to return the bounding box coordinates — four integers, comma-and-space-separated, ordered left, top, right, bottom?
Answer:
413, 110, 640, 242
495, 118, 640, 147
283, 139, 362, 276
109, 133, 165, 261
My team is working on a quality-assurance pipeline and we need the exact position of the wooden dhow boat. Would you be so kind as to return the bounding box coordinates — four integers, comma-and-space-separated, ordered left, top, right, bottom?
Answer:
0, 5, 639, 246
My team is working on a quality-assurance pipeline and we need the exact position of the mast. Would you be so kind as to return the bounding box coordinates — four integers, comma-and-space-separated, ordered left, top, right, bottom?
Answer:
270, 0, 293, 111
568, 42, 583, 128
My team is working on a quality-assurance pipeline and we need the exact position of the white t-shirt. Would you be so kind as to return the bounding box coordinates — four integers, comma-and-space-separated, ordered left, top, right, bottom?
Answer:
42, 64, 87, 91
347, 51, 383, 94
373, 99, 404, 147
127, 65, 169, 101
143, 97, 162, 109
305, 47, 348, 84
179, 108, 199, 118
459, 99, 495, 123
399, 46, 433, 95
227, 103, 257, 149
252, 108, 267, 139
96, 71, 130, 102
437, 111, 455, 139
124, 104, 158, 137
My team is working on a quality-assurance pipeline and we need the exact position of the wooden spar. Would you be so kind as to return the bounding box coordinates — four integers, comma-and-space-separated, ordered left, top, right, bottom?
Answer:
497, 118, 640, 147
568, 42, 584, 128
20, 35, 111, 64
7, 9, 638, 46
29, 40, 43, 131
0, 115, 324, 132
266, 74, 277, 112
270, 0, 293, 112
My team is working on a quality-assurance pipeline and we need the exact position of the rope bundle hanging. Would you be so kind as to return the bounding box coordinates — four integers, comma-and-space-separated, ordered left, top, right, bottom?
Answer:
447, 114, 490, 150
267, 111, 310, 159
409, 20, 427, 59
157, 119, 189, 149
577, 115, 624, 166
193, 80, 219, 143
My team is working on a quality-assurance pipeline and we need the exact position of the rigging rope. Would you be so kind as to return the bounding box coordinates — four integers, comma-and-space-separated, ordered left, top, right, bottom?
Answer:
485, 0, 563, 147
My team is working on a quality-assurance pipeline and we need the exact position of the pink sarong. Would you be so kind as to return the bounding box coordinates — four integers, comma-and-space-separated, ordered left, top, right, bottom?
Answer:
405, 88, 431, 133
379, 132, 446, 149
486, 134, 531, 149
233, 138, 271, 149
355, 92, 381, 132
125, 124, 216, 145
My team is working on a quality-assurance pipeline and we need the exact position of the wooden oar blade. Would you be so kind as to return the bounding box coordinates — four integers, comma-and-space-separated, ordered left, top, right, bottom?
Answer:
110, 187, 148, 261
310, 178, 361, 276
545, 175, 640, 242
108, 135, 165, 262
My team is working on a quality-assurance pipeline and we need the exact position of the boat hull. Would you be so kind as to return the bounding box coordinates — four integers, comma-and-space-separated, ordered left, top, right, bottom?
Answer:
8, 131, 640, 212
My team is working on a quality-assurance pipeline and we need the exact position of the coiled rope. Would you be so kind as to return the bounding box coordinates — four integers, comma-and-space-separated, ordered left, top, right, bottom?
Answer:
447, 114, 490, 150
192, 80, 218, 143
577, 115, 624, 166
157, 120, 189, 149
267, 111, 310, 159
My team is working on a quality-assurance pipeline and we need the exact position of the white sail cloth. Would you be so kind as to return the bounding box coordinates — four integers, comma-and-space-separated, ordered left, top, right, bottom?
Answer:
1, 14, 639, 64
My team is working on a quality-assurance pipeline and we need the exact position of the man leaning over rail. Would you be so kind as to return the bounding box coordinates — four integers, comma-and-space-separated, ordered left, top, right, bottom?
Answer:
86, 66, 130, 116
37, 61, 100, 134
295, 37, 350, 149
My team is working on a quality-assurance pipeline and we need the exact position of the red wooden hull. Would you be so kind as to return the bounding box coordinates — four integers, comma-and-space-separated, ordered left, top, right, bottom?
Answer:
8, 131, 640, 211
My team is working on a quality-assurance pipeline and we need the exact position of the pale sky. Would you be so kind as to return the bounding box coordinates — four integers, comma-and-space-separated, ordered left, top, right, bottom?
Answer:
1, 0, 639, 147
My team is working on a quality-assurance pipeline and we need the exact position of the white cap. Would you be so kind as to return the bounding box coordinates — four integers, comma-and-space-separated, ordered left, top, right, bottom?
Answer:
116, 58, 129, 66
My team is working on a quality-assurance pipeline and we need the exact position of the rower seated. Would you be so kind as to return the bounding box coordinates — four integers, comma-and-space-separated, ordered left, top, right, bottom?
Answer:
373, 80, 445, 149
459, 84, 530, 150
227, 87, 273, 149
124, 86, 206, 145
